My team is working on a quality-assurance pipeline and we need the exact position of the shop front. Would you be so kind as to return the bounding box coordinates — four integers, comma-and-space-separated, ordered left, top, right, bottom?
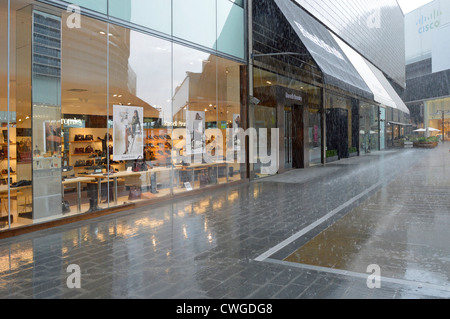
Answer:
0, 0, 247, 233
251, 71, 322, 178
423, 97, 450, 141
251, 0, 374, 179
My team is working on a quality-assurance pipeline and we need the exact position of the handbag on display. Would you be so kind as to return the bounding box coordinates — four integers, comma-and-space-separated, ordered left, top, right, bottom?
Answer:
62, 200, 71, 213
84, 134, 93, 141
74, 134, 84, 141
85, 146, 94, 153
128, 186, 142, 200
74, 147, 84, 154
132, 156, 147, 172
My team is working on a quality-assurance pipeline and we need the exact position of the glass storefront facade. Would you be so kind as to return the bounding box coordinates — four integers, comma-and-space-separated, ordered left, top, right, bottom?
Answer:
252, 68, 322, 178
0, 0, 247, 231
359, 102, 380, 154
424, 97, 450, 141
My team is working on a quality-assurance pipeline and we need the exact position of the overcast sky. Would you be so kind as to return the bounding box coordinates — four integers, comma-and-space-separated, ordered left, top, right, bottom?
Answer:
397, 0, 434, 14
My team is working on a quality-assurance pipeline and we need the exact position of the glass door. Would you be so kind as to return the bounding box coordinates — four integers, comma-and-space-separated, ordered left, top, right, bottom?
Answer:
284, 108, 292, 169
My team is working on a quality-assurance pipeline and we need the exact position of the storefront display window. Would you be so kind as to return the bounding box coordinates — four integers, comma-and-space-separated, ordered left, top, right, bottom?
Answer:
359, 102, 380, 153
307, 86, 322, 165
0, 0, 10, 229
325, 92, 353, 160
60, 12, 108, 214
425, 97, 450, 141
0, 0, 246, 232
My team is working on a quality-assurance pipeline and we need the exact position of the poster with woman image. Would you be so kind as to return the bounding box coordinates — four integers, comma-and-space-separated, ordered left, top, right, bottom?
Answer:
113, 105, 144, 161
186, 111, 205, 155
44, 120, 62, 154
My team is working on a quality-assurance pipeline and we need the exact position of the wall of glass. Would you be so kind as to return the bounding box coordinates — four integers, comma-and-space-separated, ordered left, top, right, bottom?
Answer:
0, 0, 246, 232
0, 0, 9, 228
425, 97, 450, 141
43, 0, 245, 60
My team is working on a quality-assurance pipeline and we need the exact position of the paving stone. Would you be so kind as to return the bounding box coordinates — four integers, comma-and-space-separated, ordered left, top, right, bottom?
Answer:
1, 146, 450, 299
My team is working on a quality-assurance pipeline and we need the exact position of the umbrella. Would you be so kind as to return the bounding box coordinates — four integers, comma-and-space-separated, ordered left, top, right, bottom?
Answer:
414, 128, 440, 132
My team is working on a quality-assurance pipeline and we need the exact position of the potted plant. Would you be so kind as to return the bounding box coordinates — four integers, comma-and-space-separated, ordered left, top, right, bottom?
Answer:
326, 149, 338, 163
348, 147, 358, 157
413, 136, 439, 148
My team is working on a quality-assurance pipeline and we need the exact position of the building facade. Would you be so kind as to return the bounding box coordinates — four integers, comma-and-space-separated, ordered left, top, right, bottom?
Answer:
0, 0, 247, 233
404, 0, 450, 139
1, 0, 410, 236
250, 0, 410, 179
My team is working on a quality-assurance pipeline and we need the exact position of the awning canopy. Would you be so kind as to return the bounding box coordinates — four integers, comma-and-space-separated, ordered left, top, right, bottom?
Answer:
274, 0, 373, 100
330, 32, 397, 110
365, 60, 410, 115
389, 121, 412, 126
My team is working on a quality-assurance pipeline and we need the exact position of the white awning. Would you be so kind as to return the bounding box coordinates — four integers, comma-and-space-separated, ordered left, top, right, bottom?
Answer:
365, 60, 410, 115
330, 32, 410, 115
330, 33, 396, 109
274, 0, 373, 100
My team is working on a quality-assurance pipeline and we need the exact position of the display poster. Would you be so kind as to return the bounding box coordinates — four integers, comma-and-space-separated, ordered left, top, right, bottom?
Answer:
113, 105, 144, 161
186, 111, 205, 155
44, 120, 62, 154
233, 114, 241, 151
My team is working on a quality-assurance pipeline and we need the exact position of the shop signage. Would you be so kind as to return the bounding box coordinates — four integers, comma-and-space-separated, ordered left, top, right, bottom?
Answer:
285, 92, 303, 102
294, 21, 345, 61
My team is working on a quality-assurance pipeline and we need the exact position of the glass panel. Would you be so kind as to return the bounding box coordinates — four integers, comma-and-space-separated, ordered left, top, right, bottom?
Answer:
217, 56, 244, 182
108, 0, 171, 35
307, 86, 322, 165
325, 92, 352, 160
15, 5, 35, 225
65, 0, 107, 14
31, 10, 62, 220
109, 27, 172, 205
360, 102, 379, 154
308, 109, 321, 165
60, 14, 108, 214
217, 0, 245, 59
173, 0, 217, 50
380, 107, 386, 150
172, 43, 217, 193
0, 0, 10, 230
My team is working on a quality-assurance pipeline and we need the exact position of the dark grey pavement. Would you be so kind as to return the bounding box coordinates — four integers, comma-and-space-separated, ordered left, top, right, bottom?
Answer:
0, 143, 450, 299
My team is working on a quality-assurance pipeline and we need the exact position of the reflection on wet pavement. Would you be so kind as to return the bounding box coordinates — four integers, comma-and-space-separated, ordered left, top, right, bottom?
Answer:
284, 146, 450, 288
0, 145, 449, 298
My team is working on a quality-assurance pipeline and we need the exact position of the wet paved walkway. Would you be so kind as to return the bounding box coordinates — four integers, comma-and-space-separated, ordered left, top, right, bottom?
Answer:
0, 144, 449, 299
